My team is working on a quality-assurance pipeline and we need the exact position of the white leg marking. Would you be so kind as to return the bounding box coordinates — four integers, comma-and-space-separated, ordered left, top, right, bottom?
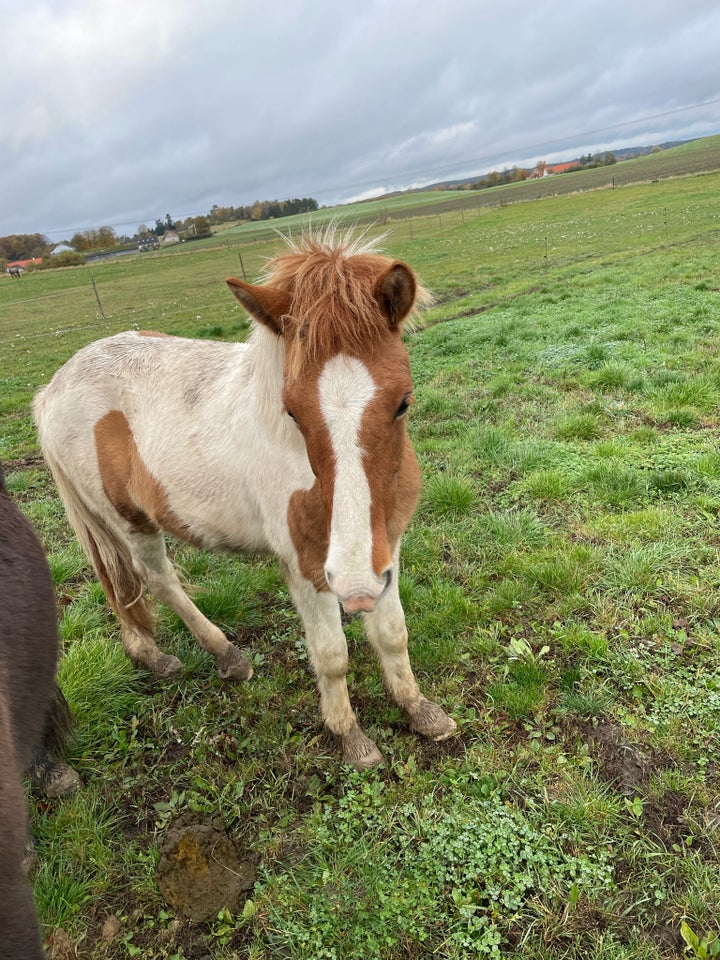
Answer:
283, 561, 384, 767
362, 548, 421, 710
283, 563, 355, 735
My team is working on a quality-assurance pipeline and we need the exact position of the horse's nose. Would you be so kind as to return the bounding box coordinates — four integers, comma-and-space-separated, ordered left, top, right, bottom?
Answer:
325, 567, 391, 613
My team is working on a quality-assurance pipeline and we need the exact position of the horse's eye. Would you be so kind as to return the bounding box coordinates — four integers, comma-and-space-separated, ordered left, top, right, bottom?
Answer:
395, 396, 411, 419
287, 409, 298, 423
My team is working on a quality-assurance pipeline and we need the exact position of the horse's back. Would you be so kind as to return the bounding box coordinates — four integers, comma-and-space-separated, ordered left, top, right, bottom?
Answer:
36, 331, 247, 432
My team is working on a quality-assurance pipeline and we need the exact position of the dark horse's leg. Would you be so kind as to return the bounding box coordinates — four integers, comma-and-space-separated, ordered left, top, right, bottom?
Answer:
0, 462, 79, 958
0, 686, 46, 960
31, 687, 81, 798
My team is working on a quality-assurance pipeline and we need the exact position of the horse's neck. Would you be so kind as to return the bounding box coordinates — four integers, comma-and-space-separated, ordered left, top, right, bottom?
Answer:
237, 324, 286, 419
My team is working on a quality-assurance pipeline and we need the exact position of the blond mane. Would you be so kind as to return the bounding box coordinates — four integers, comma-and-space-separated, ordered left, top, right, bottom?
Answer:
261, 227, 430, 377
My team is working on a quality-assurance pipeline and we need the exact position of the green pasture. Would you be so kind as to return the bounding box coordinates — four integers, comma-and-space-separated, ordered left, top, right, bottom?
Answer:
2, 150, 720, 958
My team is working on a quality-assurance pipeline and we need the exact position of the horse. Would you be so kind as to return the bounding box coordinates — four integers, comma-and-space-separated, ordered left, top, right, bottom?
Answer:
0, 462, 80, 959
7, 265, 23, 279
34, 229, 456, 768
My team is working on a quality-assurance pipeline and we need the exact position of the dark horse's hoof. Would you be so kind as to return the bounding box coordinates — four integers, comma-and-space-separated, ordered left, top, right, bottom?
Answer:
31, 759, 82, 798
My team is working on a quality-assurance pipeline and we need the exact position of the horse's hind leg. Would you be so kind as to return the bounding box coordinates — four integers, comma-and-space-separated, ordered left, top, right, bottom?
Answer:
128, 533, 253, 681
86, 527, 182, 678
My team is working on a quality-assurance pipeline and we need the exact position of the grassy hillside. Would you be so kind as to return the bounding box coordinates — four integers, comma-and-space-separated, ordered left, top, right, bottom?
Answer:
1, 167, 720, 958
157, 132, 720, 248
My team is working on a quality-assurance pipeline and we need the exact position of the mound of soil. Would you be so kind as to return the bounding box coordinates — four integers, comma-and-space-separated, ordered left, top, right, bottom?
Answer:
156, 815, 257, 922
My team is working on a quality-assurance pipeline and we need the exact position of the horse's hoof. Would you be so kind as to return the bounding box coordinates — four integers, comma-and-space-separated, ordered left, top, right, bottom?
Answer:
341, 723, 384, 769
407, 697, 457, 741
216, 645, 254, 681
32, 761, 82, 798
151, 653, 183, 679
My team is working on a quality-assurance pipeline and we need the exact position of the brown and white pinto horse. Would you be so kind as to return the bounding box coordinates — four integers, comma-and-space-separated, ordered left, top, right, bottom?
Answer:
34, 230, 456, 767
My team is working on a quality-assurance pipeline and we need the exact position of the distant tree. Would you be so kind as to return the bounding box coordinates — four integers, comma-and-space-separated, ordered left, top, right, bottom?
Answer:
190, 216, 212, 239
69, 227, 116, 251
70, 232, 90, 252
0, 233, 50, 261
97, 226, 117, 248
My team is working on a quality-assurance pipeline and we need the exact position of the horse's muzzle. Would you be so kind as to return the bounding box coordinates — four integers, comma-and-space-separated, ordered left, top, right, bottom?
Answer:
326, 568, 391, 614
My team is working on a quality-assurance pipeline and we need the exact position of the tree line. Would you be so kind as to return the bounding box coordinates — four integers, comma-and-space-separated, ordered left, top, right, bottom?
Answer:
0, 233, 50, 262
207, 196, 319, 225
1, 196, 320, 263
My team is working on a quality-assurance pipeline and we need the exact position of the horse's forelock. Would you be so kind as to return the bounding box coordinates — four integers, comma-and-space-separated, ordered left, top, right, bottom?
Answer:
262, 229, 428, 379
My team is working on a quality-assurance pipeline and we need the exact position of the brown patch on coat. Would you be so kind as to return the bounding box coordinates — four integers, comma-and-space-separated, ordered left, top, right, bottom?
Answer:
94, 410, 201, 547
359, 342, 419, 575
287, 482, 330, 591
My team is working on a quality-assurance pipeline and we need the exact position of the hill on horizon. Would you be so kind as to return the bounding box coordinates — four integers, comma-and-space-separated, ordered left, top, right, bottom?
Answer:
375, 135, 713, 199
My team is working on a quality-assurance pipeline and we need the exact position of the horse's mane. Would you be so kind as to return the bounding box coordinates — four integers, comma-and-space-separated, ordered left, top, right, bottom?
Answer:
261, 226, 431, 377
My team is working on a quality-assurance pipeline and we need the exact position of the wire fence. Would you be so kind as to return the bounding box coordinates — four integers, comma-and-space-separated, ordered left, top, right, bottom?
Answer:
2, 171, 719, 356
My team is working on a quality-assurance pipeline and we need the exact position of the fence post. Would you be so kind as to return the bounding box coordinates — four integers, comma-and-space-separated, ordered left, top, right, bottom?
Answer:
238, 252, 247, 281
90, 274, 106, 319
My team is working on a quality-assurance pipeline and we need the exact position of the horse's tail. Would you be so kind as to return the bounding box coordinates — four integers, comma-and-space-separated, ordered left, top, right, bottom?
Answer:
34, 392, 154, 638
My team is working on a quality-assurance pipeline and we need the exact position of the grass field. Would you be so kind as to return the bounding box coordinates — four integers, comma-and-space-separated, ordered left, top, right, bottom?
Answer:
2, 140, 720, 958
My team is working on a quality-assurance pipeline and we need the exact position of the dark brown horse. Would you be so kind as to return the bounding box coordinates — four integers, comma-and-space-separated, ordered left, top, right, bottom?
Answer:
0, 462, 79, 959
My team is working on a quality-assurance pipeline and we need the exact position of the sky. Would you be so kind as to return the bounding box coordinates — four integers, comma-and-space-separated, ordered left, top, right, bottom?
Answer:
1, 0, 719, 241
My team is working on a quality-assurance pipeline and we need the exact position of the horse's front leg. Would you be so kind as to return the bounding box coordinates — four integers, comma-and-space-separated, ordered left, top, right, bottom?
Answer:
362, 552, 456, 742
282, 563, 384, 769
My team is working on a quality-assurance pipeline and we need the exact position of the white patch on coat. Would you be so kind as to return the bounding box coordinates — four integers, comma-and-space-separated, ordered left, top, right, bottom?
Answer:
318, 354, 383, 602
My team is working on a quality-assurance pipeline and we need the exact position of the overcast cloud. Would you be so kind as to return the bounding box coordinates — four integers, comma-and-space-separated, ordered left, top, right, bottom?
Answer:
1, 0, 719, 240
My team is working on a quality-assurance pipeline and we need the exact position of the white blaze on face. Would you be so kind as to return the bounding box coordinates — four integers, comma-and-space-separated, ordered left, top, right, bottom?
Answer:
318, 354, 384, 607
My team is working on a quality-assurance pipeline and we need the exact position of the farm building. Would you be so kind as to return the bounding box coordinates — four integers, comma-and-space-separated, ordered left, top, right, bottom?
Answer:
4, 257, 43, 274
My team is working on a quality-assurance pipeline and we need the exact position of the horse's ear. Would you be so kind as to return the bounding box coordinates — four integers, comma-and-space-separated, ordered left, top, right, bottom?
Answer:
226, 278, 291, 335
375, 261, 417, 329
